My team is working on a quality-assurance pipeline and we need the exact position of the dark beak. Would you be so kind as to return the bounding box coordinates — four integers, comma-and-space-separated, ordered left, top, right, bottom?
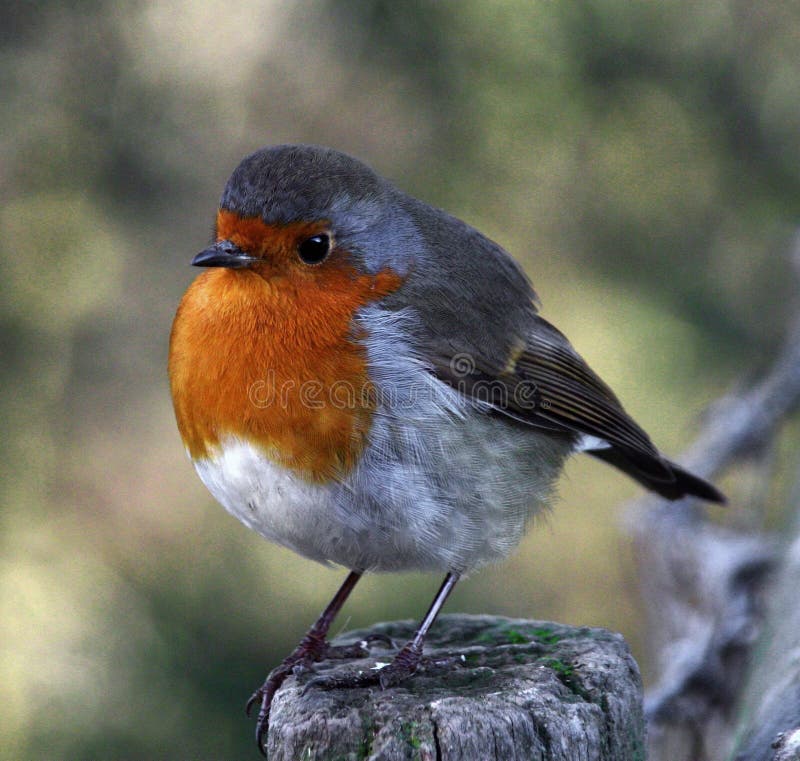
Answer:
191, 240, 259, 268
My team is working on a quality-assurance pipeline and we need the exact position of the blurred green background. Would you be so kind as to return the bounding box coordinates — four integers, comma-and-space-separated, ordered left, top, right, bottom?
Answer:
3, 0, 800, 758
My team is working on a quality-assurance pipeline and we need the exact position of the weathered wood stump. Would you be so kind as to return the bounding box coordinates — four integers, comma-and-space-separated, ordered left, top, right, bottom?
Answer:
266, 614, 645, 760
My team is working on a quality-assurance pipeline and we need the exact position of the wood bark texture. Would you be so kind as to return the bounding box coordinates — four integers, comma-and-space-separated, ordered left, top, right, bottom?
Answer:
266, 614, 645, 761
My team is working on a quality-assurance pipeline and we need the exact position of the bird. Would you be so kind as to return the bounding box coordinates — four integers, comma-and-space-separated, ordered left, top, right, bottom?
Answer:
168, 143, 725, 754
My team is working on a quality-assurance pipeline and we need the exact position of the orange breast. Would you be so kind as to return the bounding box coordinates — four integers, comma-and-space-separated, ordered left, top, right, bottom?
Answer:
169, 253, 403, 482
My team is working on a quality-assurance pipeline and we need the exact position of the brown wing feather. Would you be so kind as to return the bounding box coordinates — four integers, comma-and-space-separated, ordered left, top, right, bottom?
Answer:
505, 318, 673, 482
430, 314, 725, 502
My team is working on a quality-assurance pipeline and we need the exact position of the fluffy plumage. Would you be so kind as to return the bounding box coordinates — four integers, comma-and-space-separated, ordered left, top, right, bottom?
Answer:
168, 144, 725, 752
170, 144, 722, 575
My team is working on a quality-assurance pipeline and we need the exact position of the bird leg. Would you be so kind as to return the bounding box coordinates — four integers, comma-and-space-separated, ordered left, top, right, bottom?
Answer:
246, 569, 363, 755
305, 571, 461, 692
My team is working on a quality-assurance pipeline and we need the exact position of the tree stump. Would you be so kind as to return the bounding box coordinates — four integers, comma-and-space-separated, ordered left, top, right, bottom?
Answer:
266, 614, 645, 760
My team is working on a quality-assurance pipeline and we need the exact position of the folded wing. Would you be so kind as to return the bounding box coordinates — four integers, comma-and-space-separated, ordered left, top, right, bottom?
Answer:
431, 314, 725, 503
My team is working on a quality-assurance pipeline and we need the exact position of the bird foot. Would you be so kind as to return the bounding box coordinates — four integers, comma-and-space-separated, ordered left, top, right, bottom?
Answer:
304, 640, 461, 693
246, 632, 393, 755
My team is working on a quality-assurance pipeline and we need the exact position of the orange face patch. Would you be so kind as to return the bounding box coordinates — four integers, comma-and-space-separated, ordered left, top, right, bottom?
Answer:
168, 212, 404, 482
215, 209, 330, 270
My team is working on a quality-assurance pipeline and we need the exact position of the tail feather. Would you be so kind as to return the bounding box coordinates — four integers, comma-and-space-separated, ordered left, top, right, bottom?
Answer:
587, 447, 726, 504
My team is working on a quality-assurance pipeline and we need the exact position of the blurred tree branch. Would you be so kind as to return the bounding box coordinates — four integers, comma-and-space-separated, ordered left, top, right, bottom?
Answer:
629, 230, 800, 761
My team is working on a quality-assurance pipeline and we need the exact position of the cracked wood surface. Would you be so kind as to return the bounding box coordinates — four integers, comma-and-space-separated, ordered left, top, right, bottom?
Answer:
266, 614, 645, 761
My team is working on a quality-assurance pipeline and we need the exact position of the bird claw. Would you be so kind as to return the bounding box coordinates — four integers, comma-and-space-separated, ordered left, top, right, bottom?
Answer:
244, 687, 263, 719
246, 664, 293, 756
246, 685, 270, 757
246, 632, 393, 754
324, 632, 397, 660
303, 641, 426, 693
377, 641, 426, 688
302, 668, 377, 694
245, 633, 326, 755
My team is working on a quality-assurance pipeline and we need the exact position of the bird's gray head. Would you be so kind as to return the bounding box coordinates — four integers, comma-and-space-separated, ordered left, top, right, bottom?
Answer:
216, 144, 421, 275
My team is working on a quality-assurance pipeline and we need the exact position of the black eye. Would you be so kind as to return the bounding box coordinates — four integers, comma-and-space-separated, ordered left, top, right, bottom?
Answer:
297, 234, 331, 264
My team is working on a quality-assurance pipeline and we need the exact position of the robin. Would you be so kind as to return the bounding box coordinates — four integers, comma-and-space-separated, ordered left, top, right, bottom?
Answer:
169, 144, 724, 753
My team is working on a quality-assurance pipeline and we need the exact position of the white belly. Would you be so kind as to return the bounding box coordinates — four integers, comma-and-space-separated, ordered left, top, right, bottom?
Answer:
194, 439, 339, 566
193, 413, 569, 574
